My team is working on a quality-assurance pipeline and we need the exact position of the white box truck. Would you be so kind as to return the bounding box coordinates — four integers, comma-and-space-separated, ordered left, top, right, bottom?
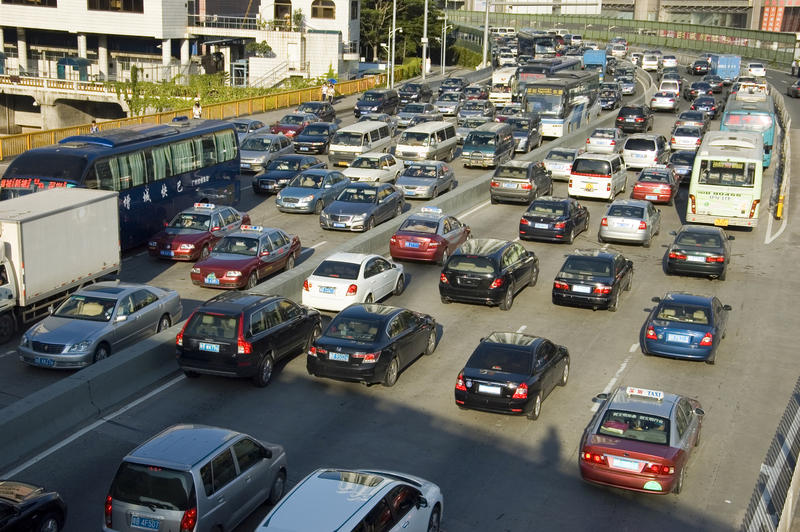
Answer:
0, 188, 121, 343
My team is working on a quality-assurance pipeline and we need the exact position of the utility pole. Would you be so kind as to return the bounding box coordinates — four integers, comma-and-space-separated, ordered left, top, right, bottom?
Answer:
421, 0, 429, 80
390, 0, 397, 88
481, 0, 491, 68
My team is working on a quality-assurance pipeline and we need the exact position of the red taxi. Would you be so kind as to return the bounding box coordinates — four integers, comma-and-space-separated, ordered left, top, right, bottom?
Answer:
630, 167, 680, 205
389, 207, 471, 265
270, 112, 319, 138
190, 225, 301, 290
147, 203, 250, 261
580, 386, 704, 495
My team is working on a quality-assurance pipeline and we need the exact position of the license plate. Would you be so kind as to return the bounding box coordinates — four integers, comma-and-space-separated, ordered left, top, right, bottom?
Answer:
634, 153, 646, 158
205, 274, 220, 285
573, 285, 592, 294
34, 356, 55, 367
626, 118, 635, 122
199, 342, 220, 352
333, 222, 346, 228
687, 255, 706, 263
320, 286, 335, 294
502, 182, 517, 188
330, 352, 349, 362
130, 515, 161, 530
667, 333, 691, 343
611, 457, 641, 471
645, 195, 658, 201
405, 189, 416, 196
478, 384, 502, 395
534, 223, 549, 229
405, 241, 420, 248
337, 161, 349, 167
241, 163, 251, 169
585, 184, 594, 192
298, 146, 309, 151
714, 218, 729, 227
160, 250, 174, 257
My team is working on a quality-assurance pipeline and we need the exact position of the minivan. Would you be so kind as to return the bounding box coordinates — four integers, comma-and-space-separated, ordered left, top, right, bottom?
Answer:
354, 88, 400, 118
568, 152, 627, 201
463, 122, 514, 168
328, 121, 393, 167
103, 424, 288, 532
642, 54, 660, 71
395, 121, 458, 163
622, 134, 669, 170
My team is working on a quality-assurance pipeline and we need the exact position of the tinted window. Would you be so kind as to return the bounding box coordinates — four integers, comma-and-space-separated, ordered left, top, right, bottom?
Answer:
670, 152, 695, 165
210, 449, 237, 492
313, 260, 360, 280
656, 304, 710, 324
598, 410, 669, 445
132, 289, 158, 312
447, 256, 495, 274
233, 438, 264, 473
572, 158, 611, 176
561, 257, 611, 276
676, 232, 722, 247
326, 317, 381, 342
111, 462, 194, 510
388, 485, 419, 520
185, 312, 238, 340
399, 218, 438, 233
607, 205, 644, 218
468, 345, 533, 374
624, 139, 656, 151
4, 152, 88, 182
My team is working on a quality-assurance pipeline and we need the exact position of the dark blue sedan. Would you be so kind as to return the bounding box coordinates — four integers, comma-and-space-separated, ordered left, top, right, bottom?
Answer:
293, 122, 339, 155
519, 197, 589, 243
253, 154, 326, 194
640, 292, 731, 364
690, 96, 724, 119
669, 150, 696, 182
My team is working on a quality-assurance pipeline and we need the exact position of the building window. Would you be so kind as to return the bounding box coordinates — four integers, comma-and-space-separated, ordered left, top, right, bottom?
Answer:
350, 0, 357, 19
311, 0, 335, 19
87, 0, 143, 12
1, 0, 57, 6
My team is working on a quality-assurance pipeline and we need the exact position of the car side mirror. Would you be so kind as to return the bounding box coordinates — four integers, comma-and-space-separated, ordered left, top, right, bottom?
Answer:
115, 315, 128, 323
695, 407, 705, 416
324, 183, 332, 188
593, 393, 609, 403
723, 304, 733, 311
416, 496, 429, 509
651, 296, 661, 303
262, 447, 273, 459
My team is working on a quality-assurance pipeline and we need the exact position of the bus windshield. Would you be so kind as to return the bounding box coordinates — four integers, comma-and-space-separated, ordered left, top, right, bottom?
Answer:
722, 114, 773, 133
525, 94, 563, 117
698, 159, 756, 187
3, 152, 86, 181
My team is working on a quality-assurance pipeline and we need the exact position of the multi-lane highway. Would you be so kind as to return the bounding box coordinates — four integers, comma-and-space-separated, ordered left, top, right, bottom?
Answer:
2, 61, 799, 531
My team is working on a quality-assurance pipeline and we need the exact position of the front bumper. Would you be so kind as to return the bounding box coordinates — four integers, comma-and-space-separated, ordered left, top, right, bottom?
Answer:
19, 346, 94, 369
190, 272, 246, 289
328, 151, 358, 167
491, 189, 534, 203
294, 143, 326, 154
320, 217, 369, 232
276, 197, 316, 213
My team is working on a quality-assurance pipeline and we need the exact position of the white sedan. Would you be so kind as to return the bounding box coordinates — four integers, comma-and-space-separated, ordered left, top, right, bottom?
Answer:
301, 252, 405, 312
342, 154, 404, 183
747, 62, 766, 77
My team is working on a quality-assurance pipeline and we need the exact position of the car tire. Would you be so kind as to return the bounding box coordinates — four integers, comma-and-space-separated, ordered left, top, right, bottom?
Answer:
643, 236, 651, 248
427, 506, 441, 532
718, 268, 727, 281
625, 271, 634, 291
597, 233, 605, 244
268, 470, 286, 505
365, 217, 375, 232
529, 267, 538, 287
559, 357, 570, 386
305, 325, 322, 354
246, 273, 258, 290
424, 329, 437, 355
200, 245, 211, 260
0, 313, 16, 345
383, 356, 400, 387
566, 227, 575, 244
447, 147, 456, 162
490, 195, 498, 205
37, 513, 63, 532
673, 467, 685, 494
393, 274, 405, 295
527, 392, 542, 420
608, 290, 620, 312
93, 344, 110, 363
364, 293, 373, 304
440, 296, 451, 304
499, 283, 514, 311
314, 200, 324, 215
394, 202, 403, 217
284, 255, 295, 272
252, 353, 274, 387
157, 314, 171, 333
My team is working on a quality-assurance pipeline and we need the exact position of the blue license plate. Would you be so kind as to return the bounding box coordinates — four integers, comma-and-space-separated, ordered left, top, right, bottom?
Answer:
160, 250, 174, 257
199, 342, 220, 352
404, 241, 420, 248
502, 182, 517, 189
241, 163, 251, 169
34, 356, 55, 367
320, 286, 335, 294
205, 275, 220, 285
667, 333, 691, 344
333, 222, 346, 228
298, 146, 309, 151
330, 352, 349, 361
130, 515, 160, 530
404, 190, 416, 196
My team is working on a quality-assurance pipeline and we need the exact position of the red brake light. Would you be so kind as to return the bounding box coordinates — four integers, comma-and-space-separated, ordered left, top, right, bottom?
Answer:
512, 382, 528, 399
309, 346, 328, 357
490, 180, 500, 188
105, 494, 113, 527
669, 252, 687, 260
390, 235, 397, 244
346, 284, 358, 296
554, 222, 565, 229
582, 450, 608, 465
593, 285, 612, 294
700, 332, 713, 346
175, 311, 193, 347
635, 117, 644, 122
609, 140, 616, 145
237, 315, 251, 355
352, 351, 380, 363
586, 138, 591, 143
440, 272, 449, 284
520, 183, 532, 190
568, 178, 573, 187
180, 507, 198, 532
553, 280, 569, 290
606, 182, 612, 192
646, 326, 657, 340
646, 463, 674, 475
489, 278, 504, 289
696, 138, 702, 145
638, 221, 647, 230
211, 226, 220, 231
601, 217, 608, 226
303, 279, 311, 291
520, 217, 531, 226
455, 371, 467, 391
706, 255, 725, 263
671, 137, 676, 144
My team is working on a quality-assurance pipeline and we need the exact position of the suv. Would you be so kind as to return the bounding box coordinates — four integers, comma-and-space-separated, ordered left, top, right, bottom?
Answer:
490, 160, 552, 204
103, 425, 288, 532
439, 238, 539, 311
552, 250, 634, 312
398, 82, 433, 104
615, 105, 654, 133
438, 76, 468, 96
621, 134, 669, 170
176, 292, 322, 387
354, 89, 400, 118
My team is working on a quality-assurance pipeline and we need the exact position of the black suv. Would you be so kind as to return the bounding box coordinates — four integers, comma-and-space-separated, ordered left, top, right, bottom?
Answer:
490, 160, 552, 204
439, 238, 539, 311
354, 89, 400, 118
438, 76, 468, 96
615, 105, 654, 133
176, 292, 322, 387
552, 250, 633, 312
398, 82, 434, 104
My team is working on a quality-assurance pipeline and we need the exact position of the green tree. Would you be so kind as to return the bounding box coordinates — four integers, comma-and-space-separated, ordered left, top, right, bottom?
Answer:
360, 0, 442, 63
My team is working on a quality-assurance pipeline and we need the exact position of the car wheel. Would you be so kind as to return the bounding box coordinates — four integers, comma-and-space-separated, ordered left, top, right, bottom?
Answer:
526, 392, 542, 420
529, 267, 538, 287
424, 329, 437, 355
427, 507, 441, 532
93, 344, 110, 363
37, 513, 62, 532
597, 233, 605, 244
394, 202, 403, 217
566, 227, 575, 244
183, 370, 201, 378
252, 353, 274, 387
284, 255, 295, 271
0, 313, 16, 345
314, 200, 324, 215
499, 283, 514, 311
559, 357, 570, 386
447, 147, 456, 162
365, 217, 375, 232
157, 314, 171, 333
673, 467, 685, 494
246, 273, 258, 290
393, 274, 405, 295
438, 248, 449, 266
440, 296, 451, 304
643, 235, 651, 248
364, 293, 373, 304
490, 195, 499, 205
200, 245, 211, 260
305, 325, 322, 354
718, 268, 727, 281
383, 356, 400, 387
608, 290, 620, 312
268, 470, 286, 505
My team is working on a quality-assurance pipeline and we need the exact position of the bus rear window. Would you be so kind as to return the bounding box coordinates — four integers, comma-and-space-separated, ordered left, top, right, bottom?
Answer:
3, 152, 86, 182
698, 160, 756, 187
722, 114, 773, 132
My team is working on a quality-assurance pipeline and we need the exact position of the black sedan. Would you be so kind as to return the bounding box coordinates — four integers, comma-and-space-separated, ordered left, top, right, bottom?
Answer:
666, 225, 733, 280
0, 480, 66, 532
307, 304, 437, 387
552, 250, 633, 312
684, 81, 713, 101
690, 95, 724, 119
455, 332, 569, 420
253, 154, 326, 194
439, 238, 539, 311
702, 74, 724, 93
438, 76, 468, 96
688, 60, 709, 75
293, 122, 338, 154
296, 100, 337, 122
600, 90, 622, 110
398, 82, 434, 104
519, 196, 589, 243
787, 80, 800, 98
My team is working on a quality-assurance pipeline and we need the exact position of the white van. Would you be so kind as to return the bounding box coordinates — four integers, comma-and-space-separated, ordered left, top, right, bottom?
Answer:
395, 121, 458, 163
328, 121, 393, 167
642, 54, 660, 72
568, 152, 627, 201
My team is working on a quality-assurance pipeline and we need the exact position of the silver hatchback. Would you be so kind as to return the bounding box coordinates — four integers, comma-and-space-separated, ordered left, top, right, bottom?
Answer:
598, 199, 661, 247
103, 424, 288, 532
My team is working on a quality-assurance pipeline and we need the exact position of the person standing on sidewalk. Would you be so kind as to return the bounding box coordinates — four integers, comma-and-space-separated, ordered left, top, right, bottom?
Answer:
792, 59, 798, 77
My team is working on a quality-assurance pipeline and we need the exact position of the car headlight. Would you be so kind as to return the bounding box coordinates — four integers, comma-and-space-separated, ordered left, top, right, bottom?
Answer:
320, 212, 330, 219
226, 271, 242, 277
311, 142, 324, 146
277, 178, 289, 184
20, 334, 30, 348
148, 241, 158, 247
191, 267, 201, 274
179, 243, 195, 250
67, 340, 92, 353
298, 195, 315, 204
352, 213, 367, 221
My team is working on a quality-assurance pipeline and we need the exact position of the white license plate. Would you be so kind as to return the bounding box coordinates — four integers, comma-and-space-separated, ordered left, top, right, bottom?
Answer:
34, 356, 55, 367
478, 384, 502, 395
502, 182, 517, 188
633, 153, 646, 158
405, 189, 416, 196
667, 333, 691, 343
298, 147, 309, 151
612, 457, 641, 471
573, 285, 592, 294
320, 286, 335, 294
241, 163, 251, 169
330, 352, 349, 362
686, 255, 706, 263
534, 223, 549, 229
626, 118, 635, 122
160, 250, 174, 257
333, 222, 346, 228
130, 515, 161, 530
199, 342, 220, 353
645, 194, 658, 201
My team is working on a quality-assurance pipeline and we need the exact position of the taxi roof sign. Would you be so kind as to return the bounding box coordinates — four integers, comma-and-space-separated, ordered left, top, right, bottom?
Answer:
420, 206, 443, 215
626, 386, 664, 401
240, 224, 264, 232
194, 203, 216, 209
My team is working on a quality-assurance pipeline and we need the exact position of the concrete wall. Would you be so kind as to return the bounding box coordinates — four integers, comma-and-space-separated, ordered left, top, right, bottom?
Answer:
259, 0, 358, 43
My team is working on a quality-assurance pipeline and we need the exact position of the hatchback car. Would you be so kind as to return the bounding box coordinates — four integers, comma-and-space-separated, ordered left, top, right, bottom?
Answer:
747, 62, 766, 77
177, 293, 321, 386
231, 118, 266, 142
104, 425, 288, 532
457, 99, 496, 120
434, 91, 465, 116
439, 238, 539, 311
490, 160, 552, 204
552, 250, 633, 311
519, 196, 589, 244
302, 253, 405, 311
455, 332, 569, 420
320, 182, 404, 232
670, 126, 703, 152
650, 91, 680, 113
669, 150, 696, 181
253, 154, 326, 195
396, 161, 455, 199
398, 81, 434, 104
640, 292, 731, 363
256, 468, 443, 531
390, 206, 471, 265
580, 386, 703, 494
621, 134, 669, 170
616, 105, 654, 133
586, 128, 625, 154
342, 153, 404, 183
239, 133, 294, 173
544, 147, 582, 181
19, 282, 182, 369
270, 112, 319, 138
148, 203, 250, 261
787, 79, 800, 98
275, 169, 350, 214
598, 199, 661, 247
396, 102, 439, 128
292, 122, 338, 154
631, 167, 680, 205
0, 480, 66, 532
296, 100, 336, 122
683, 81, 713, 101
666, 225, 733, 280
690, 95, 724, 119
307, 304, 436, 386
190, 225, 301, 289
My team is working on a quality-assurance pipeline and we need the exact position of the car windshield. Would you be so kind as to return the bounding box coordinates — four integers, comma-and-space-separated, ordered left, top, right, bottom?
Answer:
313, 260, 360, 280
561, 257, 611, 277
440, 93, 461, 102
399, 218, 438, 234
443, 79, 464, 87
598, 410, 669, 445
468, 346, 532, 375
302, 124, 329, 135
168, 213, 211, 230
297, 103, 320, 113
638, 171, 670, 183
267, 159, 301, 171
403, 165, 438, 178
54, 294, 117, 322
399, 132, 431, 147
507, 118, 531, 131
337, 187, 377, 203
213, 236, 259, 256
361, 92, 383, 102
465, 132, 496, 145
459, 117, 490, 128
447, 256, 495, 274
351, 158, 380, 169
676, 232, 722, 247
527, 201, 567, 216
402, 104, 426, 113
332, 132, 364, 146
608, 205, 644, 218
280, 115, 305, 125
698, 159, 756, 187
465, 88, 483, 96
288, 173, 324, 188
326, 317, 380, 342
619, 77, 634, 84
546, 150, 575, 162
184, 312, 238, 340
401, 84, 421, 92
111, 462, 194, 511
656, 303, 710, 324
240, 137, 272, 151
462, 101, 483, 110
671, 152, 695, 165
601, 91, 617, 98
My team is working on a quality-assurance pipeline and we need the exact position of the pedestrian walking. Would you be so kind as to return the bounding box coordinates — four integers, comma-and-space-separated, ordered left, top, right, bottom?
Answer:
90, 120, 99, 133
792, 59, 798, 77
321, 83, 329, 102
327, 82, 335, 103
192, 99, 202, 119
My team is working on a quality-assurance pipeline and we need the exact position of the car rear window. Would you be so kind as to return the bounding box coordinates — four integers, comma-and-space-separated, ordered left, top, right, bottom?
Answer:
325, 317, 380, 342
447, 256, 495, 274
638, 171, 670, 183
676, 232, 721, 247
572, 158, 611, 176
561, 257, 611, 277
624, 139, 656, 151
494, 165, 529, 179
468, 345, 532, 375
527, 201, 567, 216
399, 218, 438, 234
608, 205, 644, 218
185, 312, 238, 340
111, 462, 194, 511
546, 150, 575, 162
598, 410, 669, 445
618, 107, 642, 116
673, 127, 700, 137
656, 304, 710, 325
670, 152, 695, 165
313, 260, 360, 280
591, 129, 615, 139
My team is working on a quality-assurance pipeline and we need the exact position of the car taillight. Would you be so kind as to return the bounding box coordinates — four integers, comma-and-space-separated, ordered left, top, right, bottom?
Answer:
490, 179, 500, 187
586, 138, 591, 143
690, 105, 696, 110
671, 137, 676, 144
711, 105, 717, 110
389, 235, 397, 244
616, 116, 624, 121
346, 284, 358, 296
696, 138, 702, 145
309, 346, 328, 357
105, 494, 113, 527
512, 382, 528, 399
582, 451, 608, 465
352, 351, 380, 363
489, 278, 504, 289
635, 117, 644, 122
440, 272, 449, 284
237, 315, 251, 355
520, 217, 531, 226
601, 217, 608, 226
175, 311, 193, 347
553, 280, 569, 290
700, 332, 713, 346
593, 285, 612, 294
568, 178, 573, 188
706, 255, 725, 263
520, 183, 532, 190
303, 279, 311, 291
610, 140, 616, 145
638, 221, 647, 230
455, 371, 467, 391
750, 200, 760, 218
554, 222, 566, 229
428, 238, 440, 247
210, 226, 220, 231
645, 463, 674, 475
646, 326, 657, 340
606, 182, 612, 192
669, 252, 687, 260
180, 507, 198, 532
689, 194, 696, 213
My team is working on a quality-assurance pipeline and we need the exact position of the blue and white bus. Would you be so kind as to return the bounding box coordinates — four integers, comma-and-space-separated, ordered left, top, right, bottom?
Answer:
523, 71, 600, 137
720, 91, 775, 167
515, 58, 583, 101
1, 120, 240, 250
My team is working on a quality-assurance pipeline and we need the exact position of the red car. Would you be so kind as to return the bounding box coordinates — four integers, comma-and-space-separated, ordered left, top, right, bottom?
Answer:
630, 167, 680, 205
270, 112, 319, 138
190, 225, 301, 289
147, 203, 250, 261
580, 386, 704, 495
463, 85, 489, 100
389, 207, 471, 265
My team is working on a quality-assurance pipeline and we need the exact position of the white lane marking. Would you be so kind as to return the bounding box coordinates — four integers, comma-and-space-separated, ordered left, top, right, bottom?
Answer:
516, 325, 527, 333
242, 185, 252, 191
309, 240, 328, 249
458, 200, 491, 219
629, 343, 638, 353
0, 350, 15, 358
590, 355, 631, 412
1, 374, 185, 478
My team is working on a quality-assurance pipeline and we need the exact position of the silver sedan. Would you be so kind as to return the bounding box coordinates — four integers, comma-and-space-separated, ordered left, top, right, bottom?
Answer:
650, 91, 680, 112
598, 199, 662, 247
670, 126, 703, 151
18, 282, 182, 369
586, 128, 625, 154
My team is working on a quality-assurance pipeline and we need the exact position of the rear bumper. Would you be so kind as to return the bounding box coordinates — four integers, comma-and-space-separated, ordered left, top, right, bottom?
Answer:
307, 356, 384, 384
519, 225, 569, 242
642, 339, 714, 361
666, 259, 724, 277
552, 290, 612, 309
599, 228, 648, 244
579, 461, 677, 494
390, 245, 440, 263
491, 190, 535, 203
178, 358, 259, 378
455, 390, 534, 415
631, 190, 672, 204
440, 285, 504, 306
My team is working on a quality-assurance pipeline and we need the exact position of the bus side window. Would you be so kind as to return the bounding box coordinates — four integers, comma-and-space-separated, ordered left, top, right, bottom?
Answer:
171, 140, 198, 174
215, 130, 238, 163
197, 135, 217, 168
92, 160, 116, 190
149, 144, 173, 182
84, 167, 100, 189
